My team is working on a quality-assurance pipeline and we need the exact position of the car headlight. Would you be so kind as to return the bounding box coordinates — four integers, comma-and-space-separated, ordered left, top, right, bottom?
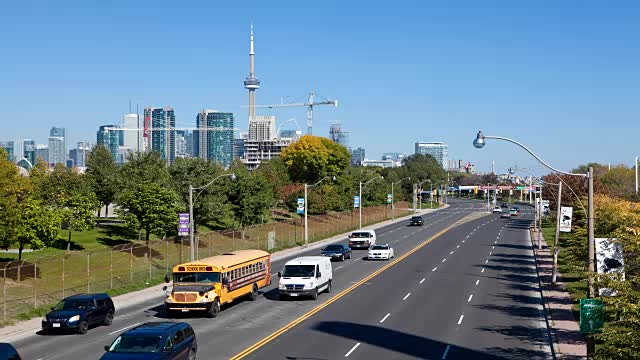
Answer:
68, 315, 80, 322
42, 316, 47, 322
279, 283, 286, 289
306, 282, 314, 289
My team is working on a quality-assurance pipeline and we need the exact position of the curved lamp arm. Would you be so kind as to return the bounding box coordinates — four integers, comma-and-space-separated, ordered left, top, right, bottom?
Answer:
392, 176, 411, 185
474, 131, 588, 178
309, 176, 336, 188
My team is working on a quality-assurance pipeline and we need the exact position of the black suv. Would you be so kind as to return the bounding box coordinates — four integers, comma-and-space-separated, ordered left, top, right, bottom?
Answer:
410, 216, 424, 226
101, 322, 197, 360
42, 293, 115, 334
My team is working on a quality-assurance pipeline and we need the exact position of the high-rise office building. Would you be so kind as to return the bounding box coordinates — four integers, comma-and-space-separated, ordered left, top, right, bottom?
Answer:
48, 136, 66, 165
195, 110, 234, 167
70, 141, 90, 168
23, 140, 36, 166
350, 147, 365, 166
97, 125, 120, 162
248, 115, 275, 142
35, 144, 49, 164
185, 131, 194, 157
122, 113, 144, 153
415, 142, 449, 169
144, 107, 176, 165
0, 141, 14, 161
329, 121, 349, 148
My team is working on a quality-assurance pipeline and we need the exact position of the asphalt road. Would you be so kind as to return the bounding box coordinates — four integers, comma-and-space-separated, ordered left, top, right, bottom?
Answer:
244, 205, 553, 360
13, 199, 492, 360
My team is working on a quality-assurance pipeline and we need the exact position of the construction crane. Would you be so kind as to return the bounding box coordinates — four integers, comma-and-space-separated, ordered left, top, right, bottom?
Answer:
252, 91, 338, 135
106, 127, 239, 132
275, 118, 302, 138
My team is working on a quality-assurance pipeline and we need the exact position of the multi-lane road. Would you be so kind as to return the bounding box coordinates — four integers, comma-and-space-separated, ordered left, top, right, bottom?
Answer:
13, 199, 553, 360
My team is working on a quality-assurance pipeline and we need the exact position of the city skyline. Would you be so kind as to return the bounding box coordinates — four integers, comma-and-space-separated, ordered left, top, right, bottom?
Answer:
2, 2, 639, 174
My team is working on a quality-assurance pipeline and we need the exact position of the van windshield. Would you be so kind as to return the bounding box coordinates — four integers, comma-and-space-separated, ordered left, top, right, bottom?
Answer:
282, 265, 315, 277
351, 232, 371, 238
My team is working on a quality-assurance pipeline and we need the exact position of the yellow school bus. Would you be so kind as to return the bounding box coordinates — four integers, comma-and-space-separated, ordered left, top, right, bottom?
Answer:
163, 249, 271, 317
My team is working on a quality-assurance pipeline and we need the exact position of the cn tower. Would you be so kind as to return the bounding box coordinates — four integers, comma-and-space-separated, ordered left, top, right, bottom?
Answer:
244, 24, 260, 124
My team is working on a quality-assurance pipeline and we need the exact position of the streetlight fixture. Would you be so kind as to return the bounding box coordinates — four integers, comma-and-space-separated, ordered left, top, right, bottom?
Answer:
304, 176, 336, 247
360, 175, 384, 229
417, 179, 430, 210
473, 130, 595, 297
391, 177, 411, 220
189, 172, 236, 261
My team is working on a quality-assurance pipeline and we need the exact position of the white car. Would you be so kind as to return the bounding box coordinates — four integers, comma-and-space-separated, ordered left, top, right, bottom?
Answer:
367, 244, 394, 260
492, 206, 502, 213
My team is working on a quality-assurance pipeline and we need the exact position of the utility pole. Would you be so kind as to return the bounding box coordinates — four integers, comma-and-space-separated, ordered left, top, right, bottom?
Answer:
552, 181, 562, 284
412, 183, 417, 213
636, 156, 638, 195
304, 183, 308, 247
359, 181, 362, 229
189, 185, 195, 261
588, 167, 595, 297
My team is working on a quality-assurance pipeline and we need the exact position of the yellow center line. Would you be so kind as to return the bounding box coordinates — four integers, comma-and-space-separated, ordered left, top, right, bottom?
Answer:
230, 214, 479, 360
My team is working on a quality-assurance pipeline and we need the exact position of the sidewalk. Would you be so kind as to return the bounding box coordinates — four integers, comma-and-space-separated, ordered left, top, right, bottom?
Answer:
0, 206, 446, 343
531, 228, 587, 359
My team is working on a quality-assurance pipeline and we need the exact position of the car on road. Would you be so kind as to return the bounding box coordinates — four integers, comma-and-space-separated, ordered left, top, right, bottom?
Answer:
42, 293, 115, 334
409, 216, 424, 226
501, 212, 511, 219
0, 343, 22, 360
510, 208, 519, 216
278, 257, 332, 300
101, 322, 197, 360
321, 244, 352, 261
367, 244, 395, 260
348, 229, 377, 249
492, 206, 502, 213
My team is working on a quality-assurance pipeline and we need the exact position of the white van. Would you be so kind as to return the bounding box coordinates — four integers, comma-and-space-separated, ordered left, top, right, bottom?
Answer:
278, 256, 332, 300
348, 229, 377, 249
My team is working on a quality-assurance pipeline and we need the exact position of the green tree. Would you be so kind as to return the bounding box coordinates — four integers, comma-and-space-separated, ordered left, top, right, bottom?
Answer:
256, 157, 291, 206
85, 145, 118, 217
227, 165, 273, 227
12, 199, 61, 260
32, 164, 98, 250
601, 165, 636, 201
0, 149, 33, 253
117, 151, 170, 196
168, 158, 233, 230
319, 138, 351, 177
281, 135, 330, 183
117, 181, 182, 242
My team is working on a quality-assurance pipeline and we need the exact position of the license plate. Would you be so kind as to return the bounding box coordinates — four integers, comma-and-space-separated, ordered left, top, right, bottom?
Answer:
181, 309, 189, 312
53, 323, 61, 328
290, 293, 299, 297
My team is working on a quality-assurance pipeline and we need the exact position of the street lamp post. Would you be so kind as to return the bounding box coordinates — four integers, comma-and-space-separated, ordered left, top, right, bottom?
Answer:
391, 177, 411, 220
304, 176, 335, 247
473, 131, 595, 298
635, 156, 638, 195
417, 179, 430, 210
360, 175, 384, 229
189, 172, 236, 261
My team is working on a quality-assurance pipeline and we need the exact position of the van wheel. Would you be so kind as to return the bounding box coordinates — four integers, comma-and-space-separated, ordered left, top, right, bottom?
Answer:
103, 312, 113, 326
77, 321, 88, 334
249, 284, 258, 301
311, 288, 318, 300
326, 280, 332, 294
208, 299, 220, 318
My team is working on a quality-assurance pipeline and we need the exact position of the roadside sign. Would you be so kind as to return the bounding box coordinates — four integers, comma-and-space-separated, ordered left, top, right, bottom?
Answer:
580, 298, 604, 334
297, 198, 305, 214
354, 196, 360, 208
560, 207, 573, 232
515, 186, 525, 190
178, 213, 190, 236
386, 194, 392, 204
596, 238, 625, 296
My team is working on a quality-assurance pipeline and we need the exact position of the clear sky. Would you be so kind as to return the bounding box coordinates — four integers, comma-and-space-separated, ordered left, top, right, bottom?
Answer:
1, 0, 638, 174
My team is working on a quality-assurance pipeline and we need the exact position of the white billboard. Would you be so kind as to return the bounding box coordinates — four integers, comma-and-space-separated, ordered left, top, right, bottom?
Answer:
559, 207, 573, 232
595, 238, 624, 296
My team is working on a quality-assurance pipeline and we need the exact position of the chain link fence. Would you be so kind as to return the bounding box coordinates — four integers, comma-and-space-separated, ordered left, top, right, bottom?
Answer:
0, 202, 410, 323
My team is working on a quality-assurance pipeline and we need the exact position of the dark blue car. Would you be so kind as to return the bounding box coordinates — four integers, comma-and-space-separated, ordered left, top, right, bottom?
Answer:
321, 244, 352, 261
101, 322, 197, 360
42, 293, 115, 334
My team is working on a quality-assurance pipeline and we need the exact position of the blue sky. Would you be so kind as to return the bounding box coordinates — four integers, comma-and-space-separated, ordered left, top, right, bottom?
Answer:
1, 0, 638, 174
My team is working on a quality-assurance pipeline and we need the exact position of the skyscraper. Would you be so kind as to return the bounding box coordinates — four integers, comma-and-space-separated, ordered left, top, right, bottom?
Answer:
329, 121, 349, 148
350, 147, 365, 166
195, 110, 234, 167
48, 136, 66, 165
97, 125, 120, 162
415, 142, 449, 169
23, 140, 36, 166
248, 115, 275, 142
35, 144, 49, 164
144, 107, 176, 165
70, 141, 90, 168
0, 141, 14, 161
122, 113, 144, 153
